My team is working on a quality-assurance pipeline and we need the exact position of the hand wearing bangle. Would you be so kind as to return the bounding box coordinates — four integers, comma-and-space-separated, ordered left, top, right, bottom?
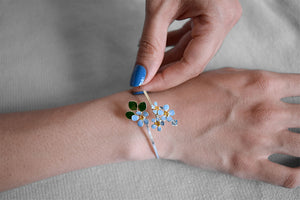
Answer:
125, 91, 178, 159
1, 67, 300, 191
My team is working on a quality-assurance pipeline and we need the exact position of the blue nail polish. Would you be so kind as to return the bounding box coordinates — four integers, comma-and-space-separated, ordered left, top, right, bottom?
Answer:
130, 65, 146, 87
132, 91, 144, 95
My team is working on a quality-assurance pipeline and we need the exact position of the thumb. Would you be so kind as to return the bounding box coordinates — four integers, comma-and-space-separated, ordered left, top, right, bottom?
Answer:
130, 14, 169, 87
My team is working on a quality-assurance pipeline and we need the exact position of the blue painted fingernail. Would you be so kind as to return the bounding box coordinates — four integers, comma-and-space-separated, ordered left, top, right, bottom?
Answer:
132, 91, 144, 95
130, 65, 146, 87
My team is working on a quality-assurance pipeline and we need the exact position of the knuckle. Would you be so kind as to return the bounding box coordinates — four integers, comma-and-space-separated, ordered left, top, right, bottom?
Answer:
247, 103, 284, 129
182, 58, 202, 78
229, 154, 252, 177
283, 173, 300, 188
242, 133, 274, 152
138, 37, 159, 58
249, 71, 272, 92
249, 104, 274, 126
222, 0, 243, 25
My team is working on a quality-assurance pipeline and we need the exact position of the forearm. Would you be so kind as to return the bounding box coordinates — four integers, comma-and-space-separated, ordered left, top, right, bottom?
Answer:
0, 90, 170, 191
2, 68, 300, 191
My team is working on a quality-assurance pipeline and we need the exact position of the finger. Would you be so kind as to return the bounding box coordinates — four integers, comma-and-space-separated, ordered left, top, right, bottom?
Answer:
135, 61, 189, 92
166, 20, 192, 47
180, 18, 224, 70
276, 73, 300, 97
282, 104, 300, 128
131, 14, 170, 87
255, 159, 300, 188
140, 22, 224, 91
162, 30, 192, 66
275, 130, 300, 157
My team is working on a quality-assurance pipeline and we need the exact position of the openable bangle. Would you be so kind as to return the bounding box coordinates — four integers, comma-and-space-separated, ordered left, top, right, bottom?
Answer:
125, 91, 178, 159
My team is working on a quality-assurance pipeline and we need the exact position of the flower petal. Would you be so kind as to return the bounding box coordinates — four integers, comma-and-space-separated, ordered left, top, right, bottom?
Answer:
167, 116, 172, 122
152, 118, 156, 122
171, 119, 178, 126
136, 111, 142, 115
154, 102, 157, 106
143, 111, 149, 117
151, 124, 157, 129
169, 109, 175, 116
131, 115, 139, 121
153, 110, 157, 114
161, 116, 166, 121
163, 104, 169, 111
137, 120, 144, 127
158, 110, 164, 116
161, 121, 165, 126
157, 126, 162, 131
144, 119, 149, 124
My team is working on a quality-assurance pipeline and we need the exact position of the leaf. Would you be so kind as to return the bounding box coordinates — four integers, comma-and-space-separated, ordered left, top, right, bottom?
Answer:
129, 101, 137, 110
126, 111, 135, 119
138, 102, 146, 111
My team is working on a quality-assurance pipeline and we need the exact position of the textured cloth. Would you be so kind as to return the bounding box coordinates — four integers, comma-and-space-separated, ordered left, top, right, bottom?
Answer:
1, 0, 300, 199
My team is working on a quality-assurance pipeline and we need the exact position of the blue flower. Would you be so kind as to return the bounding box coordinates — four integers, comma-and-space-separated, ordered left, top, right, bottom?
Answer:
160, 104, 175, 122
131, 111, 149, 127
151, 118, 164, 131
151, 101, 163, 115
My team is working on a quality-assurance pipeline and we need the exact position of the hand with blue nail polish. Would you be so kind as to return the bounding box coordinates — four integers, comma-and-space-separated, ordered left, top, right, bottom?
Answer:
2, 67, 300, 190
130, 65, 146, 87
131, 0, 242, 92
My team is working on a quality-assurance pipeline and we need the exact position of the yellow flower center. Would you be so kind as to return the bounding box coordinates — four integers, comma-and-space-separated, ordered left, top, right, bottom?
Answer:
139, 115, 145, 120
164, 111, 169, 117
154, 121, 161, 126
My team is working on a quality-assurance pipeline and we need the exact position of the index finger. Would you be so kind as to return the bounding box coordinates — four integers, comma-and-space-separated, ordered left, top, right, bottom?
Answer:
139, 22, 224, 91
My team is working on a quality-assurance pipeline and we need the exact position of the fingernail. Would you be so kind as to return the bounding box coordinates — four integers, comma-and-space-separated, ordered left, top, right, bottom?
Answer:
130, 65, 146, 87
132, 91, 144, 95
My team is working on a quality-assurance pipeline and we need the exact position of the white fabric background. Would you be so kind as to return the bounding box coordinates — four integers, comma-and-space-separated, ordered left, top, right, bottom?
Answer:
0, 0, 300, 199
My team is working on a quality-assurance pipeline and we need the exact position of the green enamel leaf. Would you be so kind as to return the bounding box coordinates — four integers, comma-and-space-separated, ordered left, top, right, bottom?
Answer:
129, 101, 137, 110
138, 102, 146, 111
126, 111, 134, 119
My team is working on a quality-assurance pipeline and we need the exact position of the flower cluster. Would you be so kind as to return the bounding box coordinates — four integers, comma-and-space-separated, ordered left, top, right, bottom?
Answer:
126, 100, 177, 132
126, 101, 148, 127
150, 101, 177, 131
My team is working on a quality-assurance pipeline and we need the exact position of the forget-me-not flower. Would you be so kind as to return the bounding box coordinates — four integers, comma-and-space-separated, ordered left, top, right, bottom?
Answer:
151, 118, 164, 131
160, 104, 175, 122
151, 101, 162, 115
131, 111, 149, 127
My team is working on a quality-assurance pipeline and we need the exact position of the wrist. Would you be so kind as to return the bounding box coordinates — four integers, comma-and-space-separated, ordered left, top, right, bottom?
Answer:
126, 91, 180, 161
98, 91, 164, 161
104, 91, 175, 161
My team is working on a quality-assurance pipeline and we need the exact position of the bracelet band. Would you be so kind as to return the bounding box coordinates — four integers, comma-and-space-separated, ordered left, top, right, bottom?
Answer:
145, 122, 160, 158
125, 90, 177, 159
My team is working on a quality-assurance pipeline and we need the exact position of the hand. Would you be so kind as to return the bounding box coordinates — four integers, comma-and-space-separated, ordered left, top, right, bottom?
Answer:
130, 0, 242, 92
2, 67, 299, 190
154, 67, 300, 188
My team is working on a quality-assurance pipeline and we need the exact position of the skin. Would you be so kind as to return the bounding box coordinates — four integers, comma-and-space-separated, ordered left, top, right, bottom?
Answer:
134, 0, 242, 91
1, 67, 300, 192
